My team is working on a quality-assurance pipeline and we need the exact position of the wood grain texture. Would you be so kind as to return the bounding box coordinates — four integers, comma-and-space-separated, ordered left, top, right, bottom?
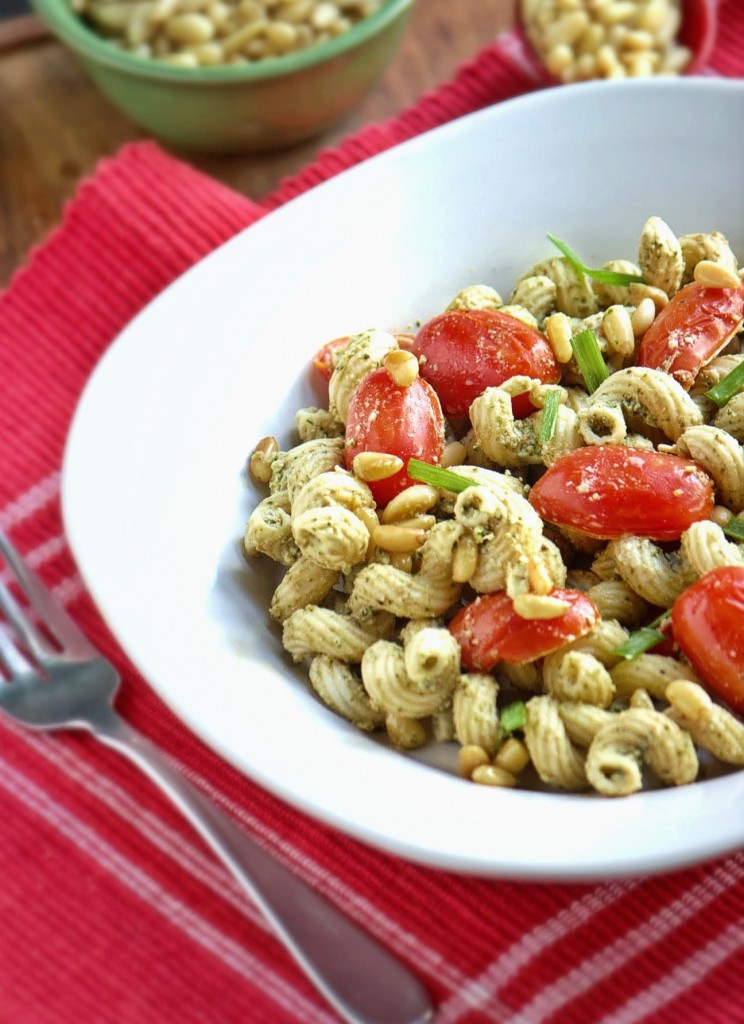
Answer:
0, 0, 515, 285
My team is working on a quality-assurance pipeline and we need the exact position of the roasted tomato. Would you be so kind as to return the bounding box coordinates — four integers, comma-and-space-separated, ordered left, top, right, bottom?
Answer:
449, 590, 599, 670
528, 445, 715, 541
345, 367, 445, 506
637, 282, 744, 390
411, 308, 560, 418
313, 336, 349, 381
671, 566, 744, 714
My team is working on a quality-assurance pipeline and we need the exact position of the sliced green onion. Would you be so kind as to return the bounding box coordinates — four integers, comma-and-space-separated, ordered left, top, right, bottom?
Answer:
547, 234, 646, 287
723, 517, 744, 542
612, 611, 672, 660
570, 329, 609, 393
500, 701, 526, 734
705, 361, 744, 408
407, 459, 476, 493
538, 388, 561, 443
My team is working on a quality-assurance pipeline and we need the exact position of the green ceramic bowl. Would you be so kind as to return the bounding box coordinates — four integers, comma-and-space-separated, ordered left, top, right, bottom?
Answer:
30, 0, 415, 153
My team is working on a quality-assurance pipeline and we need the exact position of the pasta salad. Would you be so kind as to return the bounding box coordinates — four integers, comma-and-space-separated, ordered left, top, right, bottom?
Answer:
243, 216, 744, 797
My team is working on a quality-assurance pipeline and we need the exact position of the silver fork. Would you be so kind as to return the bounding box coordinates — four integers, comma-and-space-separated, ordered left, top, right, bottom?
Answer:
0, 532, 433, 1024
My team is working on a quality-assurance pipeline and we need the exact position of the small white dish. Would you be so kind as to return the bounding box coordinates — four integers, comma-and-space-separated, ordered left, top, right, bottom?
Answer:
62, 77, 744, 879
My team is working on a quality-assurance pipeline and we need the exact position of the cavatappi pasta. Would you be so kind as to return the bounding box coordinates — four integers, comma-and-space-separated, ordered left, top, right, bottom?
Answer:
243, 215, 744, 798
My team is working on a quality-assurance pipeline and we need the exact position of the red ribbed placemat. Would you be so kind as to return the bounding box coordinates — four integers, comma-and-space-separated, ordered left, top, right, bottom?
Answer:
1, 6, 744, 1024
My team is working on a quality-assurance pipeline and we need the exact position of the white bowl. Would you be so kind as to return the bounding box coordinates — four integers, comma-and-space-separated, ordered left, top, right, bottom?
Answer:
62, 77, 744, 880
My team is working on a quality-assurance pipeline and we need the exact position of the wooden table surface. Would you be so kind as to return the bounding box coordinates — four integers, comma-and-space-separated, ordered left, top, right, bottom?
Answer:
0, 0, 515, 286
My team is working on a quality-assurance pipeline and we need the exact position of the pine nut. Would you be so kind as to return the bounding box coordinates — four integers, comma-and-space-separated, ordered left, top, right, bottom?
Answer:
372, 525, 427, 553
602, 304, 635, 359
311, 0, 339, 29
264, 20, 298, 49
630, 296, 657, 337
352, 451, 404, 482
512, 593, 570, 620
693, 260, 742, 290
710, 505, 733, 528
527, 556, 554, 596
388, 551, 413, 572
384, 350, 419, 388
165, 12, 215, 42
471, 765, 518, 788
381, 485, 439, 522
355, 507, 379, 561
441, 441, 467, 468
543, 10, 590, 48
494, 738, 530, 775
629, 282, 669, 311
458, 744, 490, 779
388, 515, 436, 532
544, 312, 574, 363
452, 532, 478, 583
248, 435, 278, 483
545, 42, 574, 75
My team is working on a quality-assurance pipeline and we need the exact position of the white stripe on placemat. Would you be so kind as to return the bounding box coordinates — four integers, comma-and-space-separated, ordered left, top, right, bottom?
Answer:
0, 757, 339, 1024
454, 857, 744, 1024
498, 859, 744, 1024
595, 918, 744, 1024
0, 471, 60, 531
436, 878, 641, 1023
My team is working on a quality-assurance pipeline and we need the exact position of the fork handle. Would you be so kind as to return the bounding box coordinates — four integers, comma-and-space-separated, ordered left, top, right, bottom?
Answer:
93, 710, 432, 1024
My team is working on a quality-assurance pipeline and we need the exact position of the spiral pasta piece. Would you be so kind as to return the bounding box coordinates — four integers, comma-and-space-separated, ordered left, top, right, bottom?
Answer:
542, 619, 628, 692
610, 653, 699, 701
452, 673, 502, 757
558, 702, 613, 748
361, 640, 453, 717
580, 367, 703, 444
545, 650, 615, 708
469, 378, 582, 469
713, 393, 744, 443
680, 520, 744, 577
585, 579, 649, 627
453, 482, 562, 597
516, 256, 598, 318
283, 605, 393, 663
679, 230, 739, 285
348, 521, 463, 619
271, 437, 345, 500
295, 407, 344, 442
666, 680, 744, 765
244, 491, 298, 565
607, 535, 693, 606
586, 708, 698, 796
403, 627, 461, 695
269, 556, 338, 623
637, 215, 684, 297
673, 425, 744, 513
309, 656, 385, 731
524, 696, 587, 791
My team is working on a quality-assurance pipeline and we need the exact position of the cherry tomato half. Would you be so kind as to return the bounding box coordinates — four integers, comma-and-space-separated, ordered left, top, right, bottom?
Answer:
449, 589, 599, 669
637, 282, 744, 390
528, 445, 715, 541
345, 367, 445, 507
671, 566, 744, 714
412, 309, 560, 418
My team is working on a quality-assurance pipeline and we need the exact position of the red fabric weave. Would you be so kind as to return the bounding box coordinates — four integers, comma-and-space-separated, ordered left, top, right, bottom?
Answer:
1, 5, 744, 1023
